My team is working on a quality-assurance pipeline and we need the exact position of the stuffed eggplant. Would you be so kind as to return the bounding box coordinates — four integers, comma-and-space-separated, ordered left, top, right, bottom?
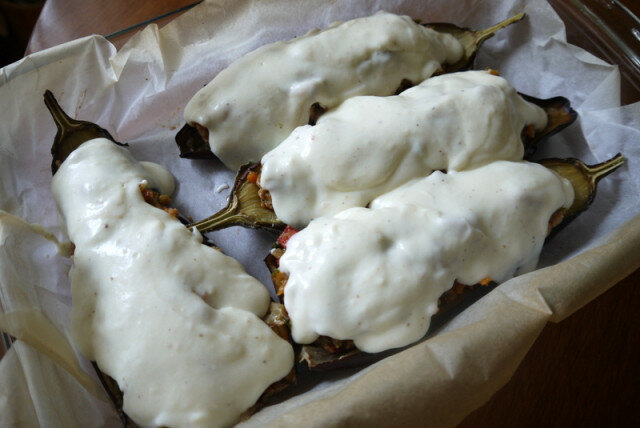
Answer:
259, 70, 575, 227
177, 12, 525, 169
189, 71, 576, 233
264, 155, 624, 369
45, 92, 294, 428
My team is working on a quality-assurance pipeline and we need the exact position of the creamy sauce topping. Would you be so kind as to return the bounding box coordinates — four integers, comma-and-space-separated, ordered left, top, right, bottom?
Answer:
280, 161, 574, 353
261, 71, 549, 227
184, 11, 464, 170
52, 139, 293, 428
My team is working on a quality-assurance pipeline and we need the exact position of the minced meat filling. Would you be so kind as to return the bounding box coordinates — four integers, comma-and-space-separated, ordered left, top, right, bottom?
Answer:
247, 169, 273, 210
139, 183, 179, 218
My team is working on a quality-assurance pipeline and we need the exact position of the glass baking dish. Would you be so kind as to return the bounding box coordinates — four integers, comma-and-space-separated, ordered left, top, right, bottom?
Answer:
104, 0, 203, 47
548, 0, 640, 104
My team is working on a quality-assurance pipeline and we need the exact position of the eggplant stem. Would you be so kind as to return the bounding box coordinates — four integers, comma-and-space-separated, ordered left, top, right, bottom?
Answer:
44, 89, 75, 130
188, 163, 284, 233
189, 202, 241, 232
586, 153, 626, 184
474, 12, 525, 44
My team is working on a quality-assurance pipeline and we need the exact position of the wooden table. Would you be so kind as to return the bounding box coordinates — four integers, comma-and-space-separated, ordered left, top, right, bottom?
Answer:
22, 1, 640, 426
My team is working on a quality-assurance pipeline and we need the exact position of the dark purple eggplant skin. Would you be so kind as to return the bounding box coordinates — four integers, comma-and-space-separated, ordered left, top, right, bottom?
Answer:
175, 123, 217, 160
519, 94, 577, 157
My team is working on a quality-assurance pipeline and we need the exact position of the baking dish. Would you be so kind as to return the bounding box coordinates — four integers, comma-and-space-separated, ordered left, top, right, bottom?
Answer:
0, 0, 636, 426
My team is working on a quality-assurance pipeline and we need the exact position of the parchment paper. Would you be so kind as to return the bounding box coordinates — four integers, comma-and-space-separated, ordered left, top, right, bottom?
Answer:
1, 0, 639, 426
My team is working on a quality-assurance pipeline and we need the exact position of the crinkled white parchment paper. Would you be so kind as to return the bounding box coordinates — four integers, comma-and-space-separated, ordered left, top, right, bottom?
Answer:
1, 0, 640, 426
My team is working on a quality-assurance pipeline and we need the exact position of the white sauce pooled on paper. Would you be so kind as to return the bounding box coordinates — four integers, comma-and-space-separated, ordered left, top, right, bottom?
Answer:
261, 71, 549, 227
215, 183, 230, 193
52, 139, 293, 428
280, 161, 574, 353
184, 11, 464, 170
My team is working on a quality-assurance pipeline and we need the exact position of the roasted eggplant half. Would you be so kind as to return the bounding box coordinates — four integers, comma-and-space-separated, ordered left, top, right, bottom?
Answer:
44, 91, 296, 426
189, 91, 576, 234
263, 154, 625, 370
176, 13, 526, 161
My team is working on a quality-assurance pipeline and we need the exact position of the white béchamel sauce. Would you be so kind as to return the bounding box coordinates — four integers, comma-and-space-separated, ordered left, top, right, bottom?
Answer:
52, 139, 293, 428
184, 11, 464, 170
280, 161, 574, 353
261, 71, 548, 227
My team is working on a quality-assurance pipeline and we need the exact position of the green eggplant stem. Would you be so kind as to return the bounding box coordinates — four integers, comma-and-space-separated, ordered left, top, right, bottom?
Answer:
188, 193, 285, 233
474, 13, 525, 45
190, 203, 242, 231
44, 90, 121, 174
430, 12, 526, 73
44, 90, 74, 131
587, 153, 626, 184
541, 153, 626, 222
188, 164, 285, 234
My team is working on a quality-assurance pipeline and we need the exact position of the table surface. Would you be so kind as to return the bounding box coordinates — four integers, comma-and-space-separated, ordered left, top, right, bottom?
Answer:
22, 1, 640, 426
